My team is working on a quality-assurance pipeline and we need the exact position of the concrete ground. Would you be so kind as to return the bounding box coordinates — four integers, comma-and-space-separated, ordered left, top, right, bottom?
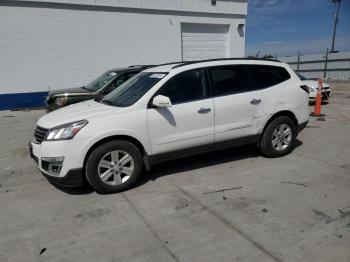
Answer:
0, 89, 349, 262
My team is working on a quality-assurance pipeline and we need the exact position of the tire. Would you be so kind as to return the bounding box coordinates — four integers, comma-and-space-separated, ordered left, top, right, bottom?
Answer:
85, 140, 143, 194
259, 116, 297, 158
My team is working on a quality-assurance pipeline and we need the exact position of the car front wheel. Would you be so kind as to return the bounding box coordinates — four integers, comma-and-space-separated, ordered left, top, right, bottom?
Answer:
85, 140, 143, 194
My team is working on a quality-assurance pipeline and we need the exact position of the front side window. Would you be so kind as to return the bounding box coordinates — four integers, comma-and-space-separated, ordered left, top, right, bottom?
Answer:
208, 65, 252, 96
156, 69, 207, 105
101, 72, 166, 107
247, 65, 291, 89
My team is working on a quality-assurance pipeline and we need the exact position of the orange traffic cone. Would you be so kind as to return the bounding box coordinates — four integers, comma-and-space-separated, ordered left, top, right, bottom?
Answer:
311, 79, 324, 117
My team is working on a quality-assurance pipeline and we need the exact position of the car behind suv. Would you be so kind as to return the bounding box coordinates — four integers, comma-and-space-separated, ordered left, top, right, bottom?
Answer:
46, 65, 152, 111
296, 73, 332, 102
30, 58, 309, 193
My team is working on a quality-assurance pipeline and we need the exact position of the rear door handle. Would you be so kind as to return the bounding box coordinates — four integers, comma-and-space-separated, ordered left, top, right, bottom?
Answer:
198, 107, 211, 114
250, 99, 261, 105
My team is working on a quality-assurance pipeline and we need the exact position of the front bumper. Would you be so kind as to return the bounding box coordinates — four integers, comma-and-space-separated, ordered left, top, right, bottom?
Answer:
309, 90, 332, 101
29, 141, 84, 187
40, 168, 83, 187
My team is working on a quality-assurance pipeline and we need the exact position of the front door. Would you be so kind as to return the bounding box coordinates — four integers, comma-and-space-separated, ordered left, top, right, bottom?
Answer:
148, 69, 214, 155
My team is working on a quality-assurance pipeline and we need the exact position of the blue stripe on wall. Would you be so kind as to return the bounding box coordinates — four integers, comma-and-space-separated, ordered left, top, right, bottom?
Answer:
0, 91, 48, 110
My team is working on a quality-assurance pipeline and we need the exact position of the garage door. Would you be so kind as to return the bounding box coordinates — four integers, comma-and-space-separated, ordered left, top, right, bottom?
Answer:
181, 23, 230, 61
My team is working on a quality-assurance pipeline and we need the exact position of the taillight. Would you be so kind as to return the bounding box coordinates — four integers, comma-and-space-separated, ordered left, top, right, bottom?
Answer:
300, 85, 309, 94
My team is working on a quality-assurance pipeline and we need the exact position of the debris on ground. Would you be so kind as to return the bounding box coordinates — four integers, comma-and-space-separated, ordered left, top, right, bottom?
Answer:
281, 181, 308, 187
338, 209, 350, 218
203, 186, 243, 195
2, 115, 15, 118
39, 248, 47, 255
262, 208, 268, 213
222, 196, 227, 200
175, 199, 190, 211
313, 209, 333, 224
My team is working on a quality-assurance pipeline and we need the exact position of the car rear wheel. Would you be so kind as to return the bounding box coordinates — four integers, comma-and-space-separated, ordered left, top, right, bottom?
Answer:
85, 140, 143, 194
259, 116, 297, 158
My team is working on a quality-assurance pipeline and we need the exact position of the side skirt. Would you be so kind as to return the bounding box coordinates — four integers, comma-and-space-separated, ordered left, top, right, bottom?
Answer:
148, 134, 261, 166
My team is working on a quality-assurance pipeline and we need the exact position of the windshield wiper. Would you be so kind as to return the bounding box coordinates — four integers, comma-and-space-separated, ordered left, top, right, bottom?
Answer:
100, 99, 114, 106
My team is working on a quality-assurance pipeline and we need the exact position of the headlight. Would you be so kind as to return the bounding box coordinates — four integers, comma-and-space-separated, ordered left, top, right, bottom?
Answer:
55, 97, 68, 106
45, 120, 88, 141
307, 85, 317, 92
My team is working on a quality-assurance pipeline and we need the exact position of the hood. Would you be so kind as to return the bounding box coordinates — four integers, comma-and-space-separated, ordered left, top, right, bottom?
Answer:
49, 86, 91, 97
37, 100, 118, 128
301, 80, 330, 90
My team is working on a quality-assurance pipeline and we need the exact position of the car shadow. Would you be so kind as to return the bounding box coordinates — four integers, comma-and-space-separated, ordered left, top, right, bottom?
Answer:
135, 139, 304, 189
50, 182, 95, 195
53, 139, 303, 195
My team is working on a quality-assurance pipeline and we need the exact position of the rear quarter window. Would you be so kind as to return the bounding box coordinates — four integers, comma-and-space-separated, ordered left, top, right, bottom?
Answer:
247, 65, 291, 89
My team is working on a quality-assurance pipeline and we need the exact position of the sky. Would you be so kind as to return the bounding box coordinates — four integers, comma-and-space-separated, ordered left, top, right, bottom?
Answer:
245, 0, 350, 57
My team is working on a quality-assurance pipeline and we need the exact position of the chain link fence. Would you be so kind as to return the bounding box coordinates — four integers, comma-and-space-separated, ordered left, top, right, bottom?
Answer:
279, 51, 350, 80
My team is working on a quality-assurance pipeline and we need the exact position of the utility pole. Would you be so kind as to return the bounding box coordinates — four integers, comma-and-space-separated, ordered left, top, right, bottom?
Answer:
331, 0, 342, 53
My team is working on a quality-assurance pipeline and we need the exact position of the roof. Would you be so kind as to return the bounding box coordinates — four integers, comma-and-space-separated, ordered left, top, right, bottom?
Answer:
143, 63, 183, 73
109, 65, 153, 73
144, 58, 284, 73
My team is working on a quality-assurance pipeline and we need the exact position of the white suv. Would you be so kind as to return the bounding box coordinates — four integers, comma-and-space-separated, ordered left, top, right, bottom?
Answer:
30, 59, 309, 193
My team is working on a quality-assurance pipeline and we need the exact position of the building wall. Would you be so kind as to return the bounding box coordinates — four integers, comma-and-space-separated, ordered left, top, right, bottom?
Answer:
0, 0, 247, 109
5, 0, 248, 15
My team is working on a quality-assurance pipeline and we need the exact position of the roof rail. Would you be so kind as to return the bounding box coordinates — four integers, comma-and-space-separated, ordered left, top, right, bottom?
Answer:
128, 65, 155, 68
171, 57, 281, 69
156, 61, 187, 67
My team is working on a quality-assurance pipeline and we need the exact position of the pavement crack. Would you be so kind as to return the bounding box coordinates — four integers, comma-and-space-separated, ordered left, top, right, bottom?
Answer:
121, 193, 180, 262
203, 186, 243, 195
281, 181, 308, 187
167, 179, 282, 262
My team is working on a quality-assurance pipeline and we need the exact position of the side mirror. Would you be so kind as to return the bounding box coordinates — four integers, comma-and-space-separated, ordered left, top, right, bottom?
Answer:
152, 95, 172, 108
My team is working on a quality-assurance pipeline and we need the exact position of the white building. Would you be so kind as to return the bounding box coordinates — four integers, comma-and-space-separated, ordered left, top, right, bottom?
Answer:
0, 0, 247, 109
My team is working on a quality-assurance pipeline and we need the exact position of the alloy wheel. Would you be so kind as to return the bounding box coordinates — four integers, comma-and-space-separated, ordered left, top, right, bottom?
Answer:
272, 124, 292, 151
97, 150, 134, 186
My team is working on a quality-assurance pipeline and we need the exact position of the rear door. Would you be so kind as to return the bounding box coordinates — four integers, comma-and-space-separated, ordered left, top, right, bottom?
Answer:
148, 69, 214, 155
208, 65, 266, 143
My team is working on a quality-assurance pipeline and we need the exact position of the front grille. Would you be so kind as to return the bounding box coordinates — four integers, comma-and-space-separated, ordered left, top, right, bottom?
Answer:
34, 126, 49, 144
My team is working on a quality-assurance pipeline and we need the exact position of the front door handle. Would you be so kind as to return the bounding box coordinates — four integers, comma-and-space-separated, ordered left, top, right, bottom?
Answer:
198, 107, 211, 114
250, 99, 262, 105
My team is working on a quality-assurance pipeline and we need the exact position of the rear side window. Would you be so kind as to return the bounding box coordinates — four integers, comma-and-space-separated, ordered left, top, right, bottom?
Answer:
247, 65, 291, 88
157, 69, 207, 104
208, 65, 252, 96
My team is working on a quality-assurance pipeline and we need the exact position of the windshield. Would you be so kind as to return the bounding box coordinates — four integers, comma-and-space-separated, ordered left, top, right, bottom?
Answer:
84, 71, 118, 92
296, 73, 308, 81
101, 72, 166, 107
